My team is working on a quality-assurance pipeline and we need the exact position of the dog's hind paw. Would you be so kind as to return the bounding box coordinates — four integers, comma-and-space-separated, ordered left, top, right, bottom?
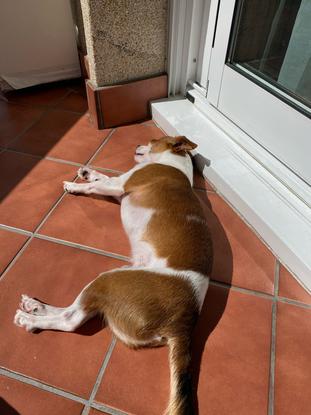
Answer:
20, 294, 45, 315
14, 309, 36, 332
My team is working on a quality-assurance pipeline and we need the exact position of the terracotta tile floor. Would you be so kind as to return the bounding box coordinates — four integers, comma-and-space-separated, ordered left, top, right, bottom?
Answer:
0, 81, 310, 415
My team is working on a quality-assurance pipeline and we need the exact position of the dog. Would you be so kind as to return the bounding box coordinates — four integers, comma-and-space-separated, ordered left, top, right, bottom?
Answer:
14, 135, 213, 415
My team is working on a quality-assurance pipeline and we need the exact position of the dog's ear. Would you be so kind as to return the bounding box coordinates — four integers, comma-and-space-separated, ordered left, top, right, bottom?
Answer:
171, 136, 198, 153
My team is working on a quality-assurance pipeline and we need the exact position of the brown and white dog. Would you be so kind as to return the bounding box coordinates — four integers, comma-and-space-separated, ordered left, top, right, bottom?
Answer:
14, 135, 213, 415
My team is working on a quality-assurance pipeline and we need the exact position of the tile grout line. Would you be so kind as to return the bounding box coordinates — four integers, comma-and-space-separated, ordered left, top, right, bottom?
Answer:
277, 296, 311, 309
35, 234, 130, 262
3, 147, 124, 176
0, 234, 34, 281
268, 259, 279, 415
91, 402, 130, 415
210, 279, 311, 309
0, 224, 32, 237
82, 337, 117, 415
1, 221, 310, 309
209, 280, 274, 301
0, 224, 128, 264
0, 367, 87, 405
86, 128, 117, 166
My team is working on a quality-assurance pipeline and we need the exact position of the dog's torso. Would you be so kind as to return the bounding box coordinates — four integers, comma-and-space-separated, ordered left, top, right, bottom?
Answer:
120, 162, 213, 310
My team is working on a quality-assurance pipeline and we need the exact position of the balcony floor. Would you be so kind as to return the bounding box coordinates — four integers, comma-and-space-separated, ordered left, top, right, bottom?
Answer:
0, 81, 310, 415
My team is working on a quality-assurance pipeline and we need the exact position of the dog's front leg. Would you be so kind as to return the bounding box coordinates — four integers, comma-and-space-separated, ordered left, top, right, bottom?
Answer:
63, 165, 145, 197
63, 176, 124, 197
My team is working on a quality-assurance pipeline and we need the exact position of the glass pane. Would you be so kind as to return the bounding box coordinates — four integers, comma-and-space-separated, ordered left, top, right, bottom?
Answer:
228, 0, 311, 112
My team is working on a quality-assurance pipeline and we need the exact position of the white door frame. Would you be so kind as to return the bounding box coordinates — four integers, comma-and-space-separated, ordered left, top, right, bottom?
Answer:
167, 0, 212, 96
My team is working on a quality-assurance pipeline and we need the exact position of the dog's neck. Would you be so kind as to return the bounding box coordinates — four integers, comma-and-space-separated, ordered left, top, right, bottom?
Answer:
150, 151, 194, 186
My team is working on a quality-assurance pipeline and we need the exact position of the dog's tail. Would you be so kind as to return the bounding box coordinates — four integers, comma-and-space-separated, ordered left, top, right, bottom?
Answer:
166, 336, 194, 415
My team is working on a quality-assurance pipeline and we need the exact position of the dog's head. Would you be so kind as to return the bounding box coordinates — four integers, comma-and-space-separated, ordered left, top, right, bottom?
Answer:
134, 136, 197, 163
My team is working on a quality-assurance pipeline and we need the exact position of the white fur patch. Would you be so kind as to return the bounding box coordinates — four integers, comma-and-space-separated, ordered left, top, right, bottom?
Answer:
121, 196, 167, 267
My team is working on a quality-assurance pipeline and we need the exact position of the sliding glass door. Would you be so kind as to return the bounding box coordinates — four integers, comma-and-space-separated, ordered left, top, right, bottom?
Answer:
206, 0, 311, 185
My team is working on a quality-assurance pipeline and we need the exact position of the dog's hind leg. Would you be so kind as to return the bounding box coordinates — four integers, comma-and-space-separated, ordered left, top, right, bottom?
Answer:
14, 300, 95, 333
14, 285, 96, 332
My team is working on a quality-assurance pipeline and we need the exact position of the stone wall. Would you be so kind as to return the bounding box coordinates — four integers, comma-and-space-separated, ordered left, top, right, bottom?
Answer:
80, 0, 168, 87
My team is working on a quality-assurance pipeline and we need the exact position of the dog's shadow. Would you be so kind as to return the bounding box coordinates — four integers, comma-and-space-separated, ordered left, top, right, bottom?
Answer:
190, 190, 233, 414
0, 398, 20, 415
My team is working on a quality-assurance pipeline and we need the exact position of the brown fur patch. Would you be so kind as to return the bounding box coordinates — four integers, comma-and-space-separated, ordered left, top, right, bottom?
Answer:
83, 269, 198, 345
150, 136, 197, 156
124, 164, 213, 275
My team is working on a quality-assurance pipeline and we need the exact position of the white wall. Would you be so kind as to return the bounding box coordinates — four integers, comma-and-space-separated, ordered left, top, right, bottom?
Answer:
0, 0, 80, 88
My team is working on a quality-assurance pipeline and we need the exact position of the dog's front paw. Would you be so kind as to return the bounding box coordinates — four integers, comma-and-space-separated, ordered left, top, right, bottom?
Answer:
63, 181, 77, 193
78, 167, 92, 181
14, 309, 36, 332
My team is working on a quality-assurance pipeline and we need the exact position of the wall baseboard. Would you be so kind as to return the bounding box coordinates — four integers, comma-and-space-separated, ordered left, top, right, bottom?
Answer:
85, 74, 168, 129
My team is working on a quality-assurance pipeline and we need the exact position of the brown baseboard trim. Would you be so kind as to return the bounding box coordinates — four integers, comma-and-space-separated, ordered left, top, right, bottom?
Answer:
85, 74, 168, 129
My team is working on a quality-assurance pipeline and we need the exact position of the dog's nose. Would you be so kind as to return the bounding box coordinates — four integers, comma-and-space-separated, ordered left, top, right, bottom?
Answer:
136, 145, 141, 149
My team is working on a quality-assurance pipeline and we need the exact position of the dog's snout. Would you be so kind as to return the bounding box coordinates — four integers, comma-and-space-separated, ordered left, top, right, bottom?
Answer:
136, 145, 141, 149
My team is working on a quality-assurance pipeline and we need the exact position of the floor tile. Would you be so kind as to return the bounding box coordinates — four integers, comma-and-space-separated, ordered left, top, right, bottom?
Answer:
0, 152, 77, 231
9, 111, 111, 163
55, 91, 88, 113
197, 191, 275, 294
38, 191, 130, 256
278, 265, 311, 305
91, 123, 164, 172
193, 285, 272, 415
96, 285, 272, 415
275, 302, 311, 415
0, 238, 125, 397
7, 84, 69, 108
95, 342, 170, 415
0, 229, 28, 274
0, 375, 83, 415
0, 102, 43, 147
